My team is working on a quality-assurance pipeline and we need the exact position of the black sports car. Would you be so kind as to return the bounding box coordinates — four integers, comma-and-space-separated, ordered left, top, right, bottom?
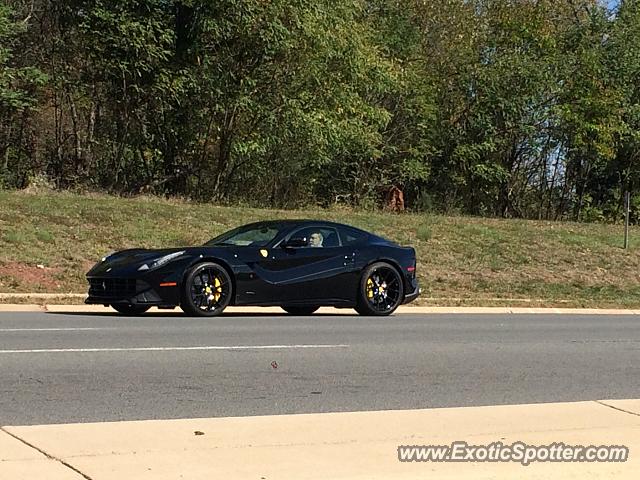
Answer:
86, 220, 420, 316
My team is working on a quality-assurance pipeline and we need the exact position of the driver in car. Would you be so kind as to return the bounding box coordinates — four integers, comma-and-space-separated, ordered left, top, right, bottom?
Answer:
309, 232, 324, 248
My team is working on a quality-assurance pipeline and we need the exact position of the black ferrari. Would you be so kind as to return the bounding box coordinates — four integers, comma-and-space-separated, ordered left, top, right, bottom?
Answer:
86, 220, 420, 316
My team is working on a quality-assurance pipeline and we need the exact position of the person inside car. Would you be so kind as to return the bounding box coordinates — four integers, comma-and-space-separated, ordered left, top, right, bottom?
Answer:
309, 232, 324, 248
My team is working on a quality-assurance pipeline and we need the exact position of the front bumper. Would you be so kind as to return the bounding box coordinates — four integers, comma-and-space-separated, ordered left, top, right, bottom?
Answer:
85, 277, 173, 306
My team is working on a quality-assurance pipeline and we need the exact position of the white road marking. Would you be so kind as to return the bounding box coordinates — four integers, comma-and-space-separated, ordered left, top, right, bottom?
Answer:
0, 328, 109, 332
0, 344, 350, 354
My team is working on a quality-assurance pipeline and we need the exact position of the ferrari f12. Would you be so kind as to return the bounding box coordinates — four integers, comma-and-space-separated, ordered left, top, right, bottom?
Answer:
86, 220, 420, 316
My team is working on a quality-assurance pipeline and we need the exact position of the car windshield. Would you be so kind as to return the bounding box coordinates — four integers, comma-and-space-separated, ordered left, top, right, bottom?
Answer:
205, 223, 283, 247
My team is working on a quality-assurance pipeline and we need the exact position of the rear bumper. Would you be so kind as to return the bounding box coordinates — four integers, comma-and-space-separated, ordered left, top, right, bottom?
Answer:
402, 281, 420, 305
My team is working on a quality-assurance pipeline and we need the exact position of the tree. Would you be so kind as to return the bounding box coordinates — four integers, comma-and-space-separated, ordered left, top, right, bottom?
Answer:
0, 2, 47, 187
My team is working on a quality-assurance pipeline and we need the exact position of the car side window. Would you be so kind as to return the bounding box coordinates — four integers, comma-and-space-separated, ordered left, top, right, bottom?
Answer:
289, 227, 341, 248
231, 227, 280, 246
338, 227, 367, 246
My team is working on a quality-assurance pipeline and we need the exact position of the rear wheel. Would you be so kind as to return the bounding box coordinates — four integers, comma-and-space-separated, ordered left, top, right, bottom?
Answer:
181, 262, 232, 317
281, 305, 320, 316
355, 262, 403, 316
111, 304, 150, 316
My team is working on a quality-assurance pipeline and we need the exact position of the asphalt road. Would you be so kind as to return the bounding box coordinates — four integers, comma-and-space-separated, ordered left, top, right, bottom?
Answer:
0, 311, 638, 426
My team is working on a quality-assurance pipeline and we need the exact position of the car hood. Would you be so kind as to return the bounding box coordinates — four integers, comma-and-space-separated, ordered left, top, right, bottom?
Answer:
87, 248, 190, 275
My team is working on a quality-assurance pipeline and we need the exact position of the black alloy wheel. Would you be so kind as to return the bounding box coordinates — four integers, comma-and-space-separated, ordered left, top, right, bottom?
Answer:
355, 262, 403, 316
181, 262, 233, 317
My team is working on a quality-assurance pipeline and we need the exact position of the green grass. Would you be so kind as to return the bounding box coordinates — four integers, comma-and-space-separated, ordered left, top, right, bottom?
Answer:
1, 188, 639, 307
3, 230, 27, 244
416, 224, 432, 242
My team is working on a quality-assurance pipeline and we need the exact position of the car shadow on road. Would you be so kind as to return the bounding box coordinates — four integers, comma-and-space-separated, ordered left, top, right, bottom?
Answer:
45, 311, 359, 318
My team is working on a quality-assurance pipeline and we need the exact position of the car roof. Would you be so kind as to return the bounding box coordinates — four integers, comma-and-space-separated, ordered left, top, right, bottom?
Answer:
246, 219, 367, 231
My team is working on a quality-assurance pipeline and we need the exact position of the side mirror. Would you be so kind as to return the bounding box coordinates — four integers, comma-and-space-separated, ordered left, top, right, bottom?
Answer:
282, 237, 308, 248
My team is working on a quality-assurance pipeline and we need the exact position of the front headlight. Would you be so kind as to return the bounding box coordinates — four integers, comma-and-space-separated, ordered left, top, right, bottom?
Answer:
101, 251, 116, 262
138, 251, 185, 271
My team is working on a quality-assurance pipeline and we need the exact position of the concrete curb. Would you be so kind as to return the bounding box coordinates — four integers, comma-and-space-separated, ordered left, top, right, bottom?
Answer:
1, 303, 640, 315
1, 399, 639, 479
0, 293, 574, 303
3, 293, 638, 314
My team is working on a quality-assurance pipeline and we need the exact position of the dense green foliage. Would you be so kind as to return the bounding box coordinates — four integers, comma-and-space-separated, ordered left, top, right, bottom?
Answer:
1, 0, 639, 220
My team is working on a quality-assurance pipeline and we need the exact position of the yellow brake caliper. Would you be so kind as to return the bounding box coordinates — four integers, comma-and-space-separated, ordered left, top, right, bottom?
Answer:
367, 278, 374, 299
213, 277, 222, 302
204, 278, 222, 304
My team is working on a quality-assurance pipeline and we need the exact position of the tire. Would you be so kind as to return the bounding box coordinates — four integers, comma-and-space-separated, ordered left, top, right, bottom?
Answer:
111, 304, 150, 316
355, 261, 404, 316
281, 305, 320, 316
181, 262, 233, 317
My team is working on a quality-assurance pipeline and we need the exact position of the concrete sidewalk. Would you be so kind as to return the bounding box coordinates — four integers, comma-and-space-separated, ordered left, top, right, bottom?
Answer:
1, 399, 638, 479
2, 303, 640, 315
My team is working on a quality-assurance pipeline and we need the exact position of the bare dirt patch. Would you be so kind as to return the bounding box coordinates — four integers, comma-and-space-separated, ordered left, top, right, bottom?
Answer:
0, 262, 64, 291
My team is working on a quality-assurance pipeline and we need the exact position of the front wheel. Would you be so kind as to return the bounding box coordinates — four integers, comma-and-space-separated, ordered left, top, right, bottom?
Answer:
355, 262, 404, 316
281, 305, 320, 315
181, 262, 233, 317
111, 304, 150, 316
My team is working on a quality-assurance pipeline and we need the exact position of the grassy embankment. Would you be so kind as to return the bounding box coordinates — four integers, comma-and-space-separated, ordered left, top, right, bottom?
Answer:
0, 189, 639, 307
